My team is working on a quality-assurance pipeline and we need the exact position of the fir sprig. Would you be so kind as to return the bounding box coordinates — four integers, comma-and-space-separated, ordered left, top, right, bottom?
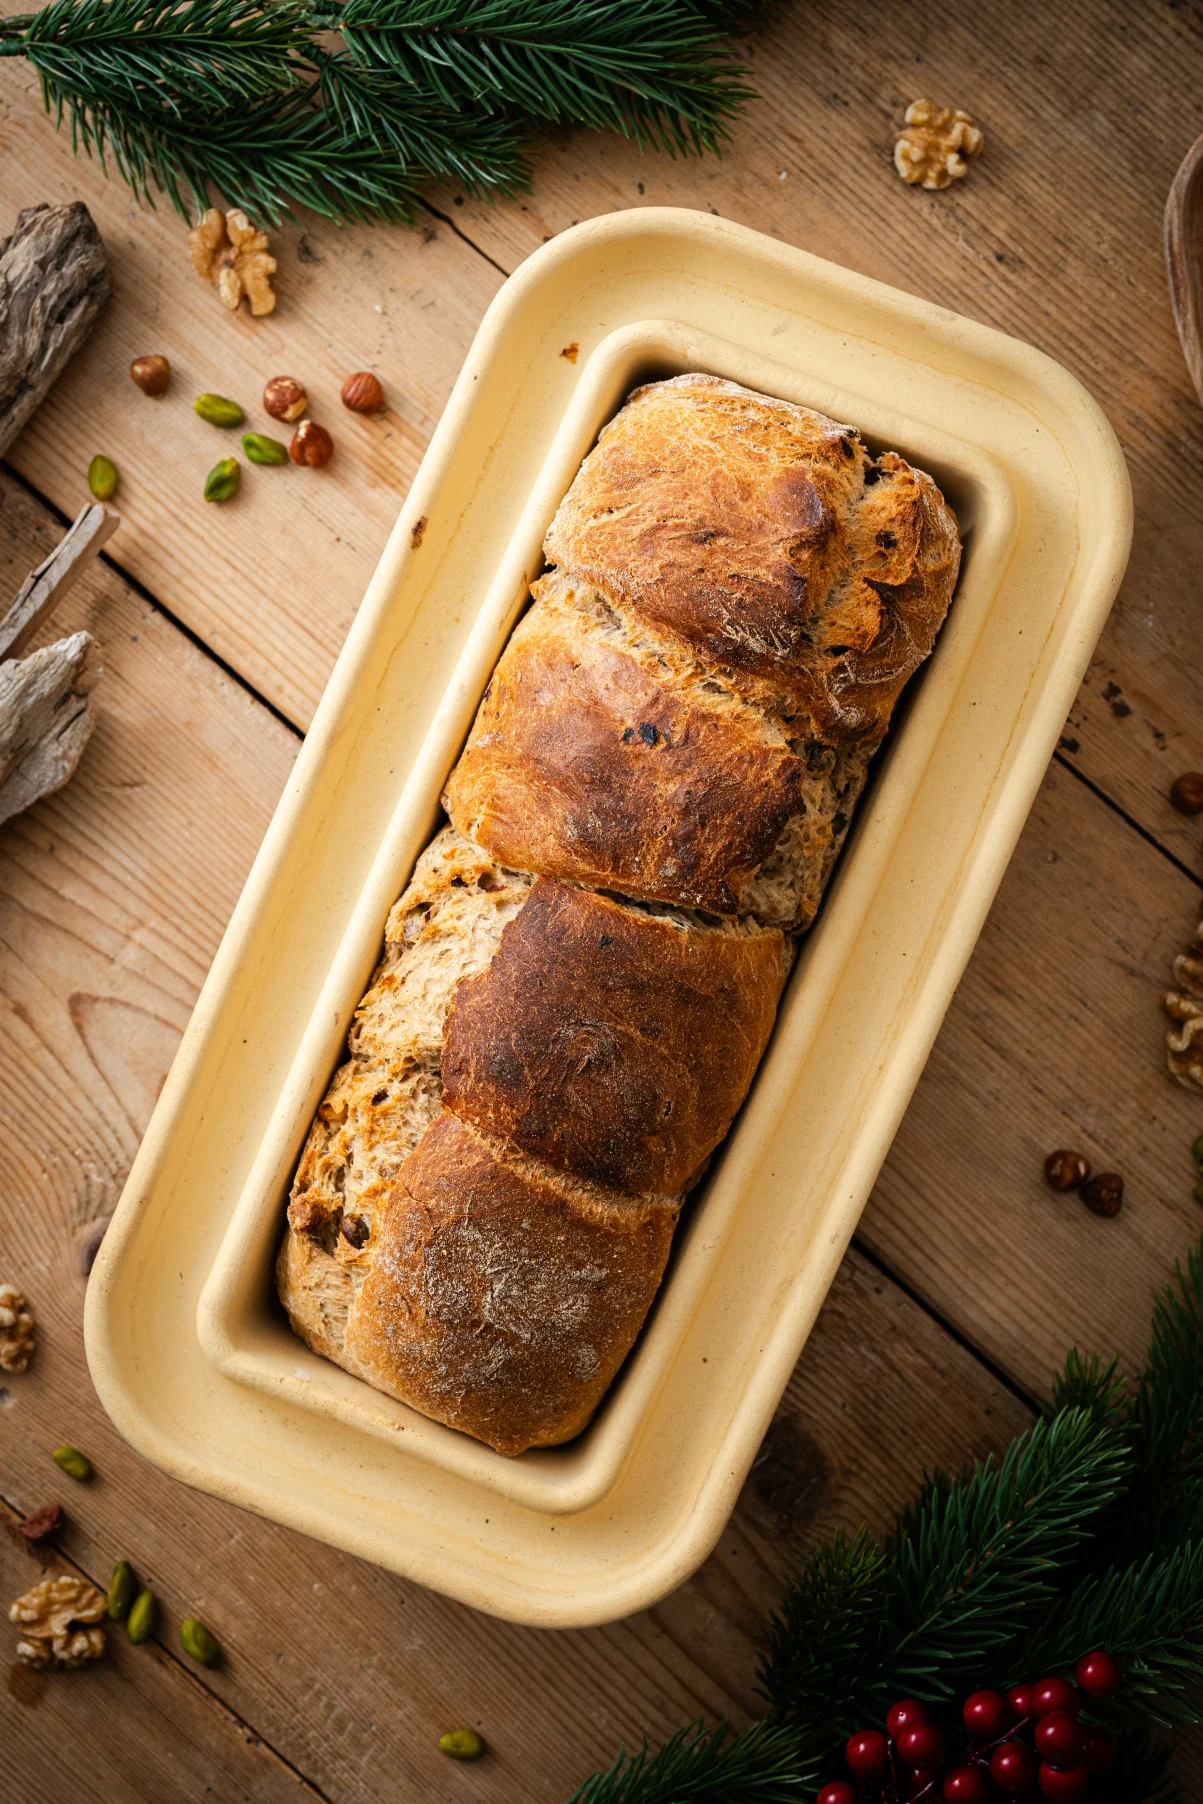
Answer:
0, 0, 758, 221
564, 1720, 816, 1804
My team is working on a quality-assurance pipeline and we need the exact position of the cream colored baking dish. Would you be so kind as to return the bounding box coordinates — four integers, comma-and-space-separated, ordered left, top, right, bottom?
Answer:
86, 209, 1131, 1628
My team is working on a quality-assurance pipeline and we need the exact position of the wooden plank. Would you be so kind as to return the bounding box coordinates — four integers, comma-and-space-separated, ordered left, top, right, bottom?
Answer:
431, 0, 1203, 860
0, 502, 120, 660
1, 1501, 321, 1804
0, 20, 503, 728
864, 754, 1203, 1392
0, 470, 1031, 1800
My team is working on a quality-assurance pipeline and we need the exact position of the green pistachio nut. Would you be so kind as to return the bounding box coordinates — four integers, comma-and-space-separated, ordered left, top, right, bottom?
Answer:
107, 1560, 137, 1621
242, 431, 289, 466
180, 1617, 222, 1667
87, 455, 119, 501
52, 1445, 93, 1482
439, 1729, 486, 1761
204, 457, 241, 503
194, 392, 245, 428
126, 1588, 158, 1644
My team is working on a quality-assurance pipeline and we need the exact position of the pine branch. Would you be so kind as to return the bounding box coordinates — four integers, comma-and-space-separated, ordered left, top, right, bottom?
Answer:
311, 46, 529, 191
11, 0, 307, 114
1046, 1347, 1127, 1428
761, 1412, 1130, 1735
1018, 1546, 1203, 1728
333, 0, 754, 155
1127, 1241, 1203, 1559
60, 86, 426, 225
564, 1720, 816, 1804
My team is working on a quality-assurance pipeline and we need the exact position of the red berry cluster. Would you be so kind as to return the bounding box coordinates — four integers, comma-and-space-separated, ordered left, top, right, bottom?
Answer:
817, 1651, 1123, 1804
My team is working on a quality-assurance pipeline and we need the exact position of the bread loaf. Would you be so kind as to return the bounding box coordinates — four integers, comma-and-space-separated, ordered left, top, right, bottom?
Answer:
279, 374, 962, 1455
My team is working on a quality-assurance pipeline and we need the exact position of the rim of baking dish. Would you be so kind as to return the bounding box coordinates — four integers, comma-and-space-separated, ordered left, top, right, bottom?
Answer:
194, 315, 1020, 1515
85, 209, 1132, 1626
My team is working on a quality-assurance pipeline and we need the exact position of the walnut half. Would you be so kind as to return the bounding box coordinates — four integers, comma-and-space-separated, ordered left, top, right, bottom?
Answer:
9, 1575, 106, 1669
188, 207, 277, 316
0, 1283, 35, 1372
1165, 919, 1203, 1089
894, 100, 984, 191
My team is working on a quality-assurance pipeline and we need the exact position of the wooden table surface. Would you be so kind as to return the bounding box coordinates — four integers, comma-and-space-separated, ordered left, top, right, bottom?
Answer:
3, 3, 1203, 1797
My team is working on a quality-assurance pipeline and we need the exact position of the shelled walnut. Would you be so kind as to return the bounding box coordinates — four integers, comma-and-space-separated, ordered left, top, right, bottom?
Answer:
1165, 919, 1203, 1088
894, 100, 984, 190
0, 1283, 35, 1372
9, 1575, 106, 1669
188, 208, 277, 316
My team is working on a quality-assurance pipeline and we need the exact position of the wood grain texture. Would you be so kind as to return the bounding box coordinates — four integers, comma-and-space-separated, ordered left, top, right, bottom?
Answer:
0, 200, 110, 457
0, 20, 503, 728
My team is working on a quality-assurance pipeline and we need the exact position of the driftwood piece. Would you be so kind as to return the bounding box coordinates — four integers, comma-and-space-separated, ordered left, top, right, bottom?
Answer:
0, 201, 111, 458
1166, 132, 1203, 409
0, 499, 119, 827
0, 503, 119, 662
0, 631, 96, 826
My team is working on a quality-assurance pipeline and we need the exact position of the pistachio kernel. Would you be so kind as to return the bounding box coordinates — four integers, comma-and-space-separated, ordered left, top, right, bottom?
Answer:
242, 432, 289, 466
107, 1560, 137, 1621
52, 1445, 93, 1482
439, 1729, 486, 1761
87, 456, 119, 502
181, 1617, 222, 1667
126, 1587, 158, 1644
194, 392, 245, 428
204, 457, 241, 503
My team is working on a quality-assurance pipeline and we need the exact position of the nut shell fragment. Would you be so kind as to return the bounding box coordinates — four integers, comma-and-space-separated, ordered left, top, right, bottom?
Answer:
0, 1283, 35, 1372
9, 1574, 106, 1669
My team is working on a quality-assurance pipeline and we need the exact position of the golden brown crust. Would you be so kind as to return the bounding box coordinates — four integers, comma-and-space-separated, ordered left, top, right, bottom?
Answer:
443, 587, 810, 917
543, 373, 961, 743
344, 1113, 677, 1455
442, 878, 788, 1195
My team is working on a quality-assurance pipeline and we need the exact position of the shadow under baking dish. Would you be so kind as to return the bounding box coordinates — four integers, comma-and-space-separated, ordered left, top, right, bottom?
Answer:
196, 316, 1019, 1516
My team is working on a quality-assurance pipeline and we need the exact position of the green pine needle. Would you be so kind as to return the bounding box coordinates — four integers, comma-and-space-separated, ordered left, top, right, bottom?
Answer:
334, 0, 754, 155
564, 1719, 816, 1804
311, 46, 530, 192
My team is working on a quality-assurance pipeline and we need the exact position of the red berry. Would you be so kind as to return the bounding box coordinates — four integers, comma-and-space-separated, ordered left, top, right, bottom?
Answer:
817, 1786, 860, 1804
897, 1722, 946, 1770
887, 1699, 931, 1738
1076, 1649, 1122, 1699
1084, 1729, 1118, 1775
1006, 1684, 1034, 1722
963, 1688, 1011, 1740
845, 1730, 888, 1780
1030, 1677, 1079, 1717
1034, 1712, 1085, 1763
943, 1766, 991, 1802
991, 1741, 1037, 1793
1038, 1761, 1088, 1800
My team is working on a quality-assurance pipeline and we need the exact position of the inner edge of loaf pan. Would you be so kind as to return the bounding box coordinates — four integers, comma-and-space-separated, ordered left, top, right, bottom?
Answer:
196, 315, 1019, 1516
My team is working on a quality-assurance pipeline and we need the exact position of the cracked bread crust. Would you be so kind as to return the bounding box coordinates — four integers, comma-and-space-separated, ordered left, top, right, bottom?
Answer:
543, 372, 961, 745
442, 877, 788, 1195
443, 570, 812, 919
345, 1112, 678, 1456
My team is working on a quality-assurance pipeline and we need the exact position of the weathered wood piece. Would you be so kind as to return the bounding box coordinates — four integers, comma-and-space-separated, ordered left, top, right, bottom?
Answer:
0, 200, 110, 458
0, 500, 119, 825
0, 501, 119, 662
1165, 131, 1203, 410
0, 629, 94, 826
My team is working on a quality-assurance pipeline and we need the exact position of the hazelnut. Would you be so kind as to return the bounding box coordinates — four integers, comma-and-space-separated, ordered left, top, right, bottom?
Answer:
130, 354, 170, 396
1080, 1172, 1124, 1217
1044, 1149, 1090, 1191
264, 375, 308, 422
341, 370, 385, 413
1170, 772, 1203, 815
290, 420, 334, 468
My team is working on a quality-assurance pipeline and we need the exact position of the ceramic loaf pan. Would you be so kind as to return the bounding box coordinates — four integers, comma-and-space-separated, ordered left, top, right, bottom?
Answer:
85, 210, 1131, 1629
